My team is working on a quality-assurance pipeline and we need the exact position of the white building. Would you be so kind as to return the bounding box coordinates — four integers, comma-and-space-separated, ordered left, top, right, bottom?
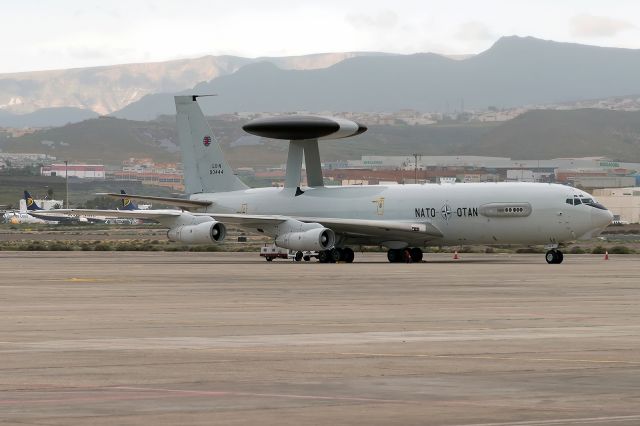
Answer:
19, 198, 63, 213
507, 169, 535, 182
41, 164, 105, 179
592, 187, 640, 224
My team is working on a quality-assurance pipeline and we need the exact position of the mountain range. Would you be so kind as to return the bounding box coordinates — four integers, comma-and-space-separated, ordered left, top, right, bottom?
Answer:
0, 52, 378, 118
115, 36, 640, 120
4, 36, 640, 127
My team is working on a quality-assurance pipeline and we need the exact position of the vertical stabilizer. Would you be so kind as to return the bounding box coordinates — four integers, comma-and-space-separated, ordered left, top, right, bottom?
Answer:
174, 96, 247, 194
120, 190, 138, 210
24, 191, 43, 211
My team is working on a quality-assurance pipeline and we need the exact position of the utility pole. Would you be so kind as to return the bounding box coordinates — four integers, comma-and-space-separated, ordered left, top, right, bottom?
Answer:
412, 153, 421, 183
64, 160, 69, 208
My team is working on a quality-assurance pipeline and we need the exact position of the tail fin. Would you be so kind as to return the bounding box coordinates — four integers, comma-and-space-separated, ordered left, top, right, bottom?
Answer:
119, 190, 138, 210
174, 95, 247, 194
24, 191, 43, 210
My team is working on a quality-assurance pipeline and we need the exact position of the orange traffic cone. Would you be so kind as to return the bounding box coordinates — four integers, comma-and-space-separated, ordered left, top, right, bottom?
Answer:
453, 250, 459, 260
604, 251, 609, 260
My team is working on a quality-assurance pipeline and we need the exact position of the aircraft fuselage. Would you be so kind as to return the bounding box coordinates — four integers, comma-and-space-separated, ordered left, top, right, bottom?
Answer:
191, 182, 612, 247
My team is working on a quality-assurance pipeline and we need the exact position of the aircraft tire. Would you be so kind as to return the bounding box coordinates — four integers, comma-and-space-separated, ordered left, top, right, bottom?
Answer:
410, 247, 423, 262
318, 250, 329, 263
330, 248, 341, 262
295, 251, 303, 262
338, 247, 355, 263
545, 250, 563, 264
545, 250, 556, 264
303, 255, 311, 262
343, 247, 355, 263
387, 249, 402, 263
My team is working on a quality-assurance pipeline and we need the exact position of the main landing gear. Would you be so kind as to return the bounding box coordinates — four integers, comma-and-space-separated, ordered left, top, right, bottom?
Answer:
387, 247, 423, 263
318, 247, 355, 263
545, 249, 564, 264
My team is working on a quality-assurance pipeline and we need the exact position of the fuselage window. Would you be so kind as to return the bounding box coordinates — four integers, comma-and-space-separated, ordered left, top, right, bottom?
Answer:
574, 199, 582, 205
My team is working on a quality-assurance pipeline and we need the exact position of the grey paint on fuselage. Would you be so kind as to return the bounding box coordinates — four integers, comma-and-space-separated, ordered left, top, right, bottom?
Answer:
190, 182, 610, 247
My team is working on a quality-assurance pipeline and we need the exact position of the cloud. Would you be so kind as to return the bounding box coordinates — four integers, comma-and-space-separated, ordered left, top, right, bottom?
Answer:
570, 14, 634, 38
455, 21, 495, 41
345, 10, 399, 30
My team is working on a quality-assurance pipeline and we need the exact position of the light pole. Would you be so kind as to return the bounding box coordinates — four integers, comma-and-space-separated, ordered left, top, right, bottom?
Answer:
412, 153, 421, 183
64, 160, 69, 208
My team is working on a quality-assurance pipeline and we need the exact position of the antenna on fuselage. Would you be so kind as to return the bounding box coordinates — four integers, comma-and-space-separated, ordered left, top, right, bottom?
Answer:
242, 116, 367, 193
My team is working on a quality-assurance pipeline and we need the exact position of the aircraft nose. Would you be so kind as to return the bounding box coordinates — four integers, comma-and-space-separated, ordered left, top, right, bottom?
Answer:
591, 208, 613, 228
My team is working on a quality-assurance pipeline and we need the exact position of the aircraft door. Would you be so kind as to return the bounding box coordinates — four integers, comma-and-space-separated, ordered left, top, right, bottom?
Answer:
372, 197, 385, 216
559, 197, 575, 239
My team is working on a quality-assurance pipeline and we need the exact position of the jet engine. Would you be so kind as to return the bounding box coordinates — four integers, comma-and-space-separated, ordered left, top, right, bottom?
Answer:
275, 227, 335, 251
167, 221, 226, 244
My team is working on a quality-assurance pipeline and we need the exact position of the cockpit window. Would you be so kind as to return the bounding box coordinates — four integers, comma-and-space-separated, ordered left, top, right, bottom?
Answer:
584, 200, 607, 210
566, 195, 608, 210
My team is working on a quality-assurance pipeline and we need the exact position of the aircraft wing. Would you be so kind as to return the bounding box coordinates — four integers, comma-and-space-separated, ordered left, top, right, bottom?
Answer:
32, 209, 183, 220
296, 217, 443, 239
98, 193, 212, 209
208, 214, 443, 239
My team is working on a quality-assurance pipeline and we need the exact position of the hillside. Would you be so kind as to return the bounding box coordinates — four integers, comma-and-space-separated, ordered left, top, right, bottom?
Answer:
474, 109, 640, 161
0, 52, 379, 120
0, 117, 180, 163
0, 107, 98, 127
115, 36, 640, 120
4, 108, 640, 166
0, 116, 496, 167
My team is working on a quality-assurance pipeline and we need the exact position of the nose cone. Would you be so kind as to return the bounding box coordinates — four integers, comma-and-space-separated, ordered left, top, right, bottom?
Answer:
591, 208, 613, 229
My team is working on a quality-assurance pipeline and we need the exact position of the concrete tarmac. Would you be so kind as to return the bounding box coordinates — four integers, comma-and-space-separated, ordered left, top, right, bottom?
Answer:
1, 251, 639, 425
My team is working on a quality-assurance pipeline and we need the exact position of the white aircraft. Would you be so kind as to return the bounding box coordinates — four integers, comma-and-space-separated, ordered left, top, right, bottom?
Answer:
2, 210, 52, 224
49, 96, 613, 264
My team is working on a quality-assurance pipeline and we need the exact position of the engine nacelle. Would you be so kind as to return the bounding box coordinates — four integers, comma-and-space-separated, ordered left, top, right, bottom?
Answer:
275, 227, 335, 251
167, 221, 226, 244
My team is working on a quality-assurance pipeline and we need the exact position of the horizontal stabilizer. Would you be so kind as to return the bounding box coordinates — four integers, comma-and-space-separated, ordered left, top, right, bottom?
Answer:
97, 193, 212, 209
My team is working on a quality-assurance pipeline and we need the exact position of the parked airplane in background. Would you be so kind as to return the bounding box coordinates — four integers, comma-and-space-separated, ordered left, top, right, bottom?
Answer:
118, 190, 152, 211
44, 96, 613, 264
119, 190, 139, 211
3, 210, 51, 224
24, 191, 106, 224
108, 190, 155, 224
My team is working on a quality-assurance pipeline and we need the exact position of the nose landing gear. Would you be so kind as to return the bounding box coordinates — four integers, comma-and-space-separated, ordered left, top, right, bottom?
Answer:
545, 249, 564, 264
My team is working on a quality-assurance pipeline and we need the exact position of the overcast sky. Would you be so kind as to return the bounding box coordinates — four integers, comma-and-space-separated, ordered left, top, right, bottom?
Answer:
2, 0, 640, 73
